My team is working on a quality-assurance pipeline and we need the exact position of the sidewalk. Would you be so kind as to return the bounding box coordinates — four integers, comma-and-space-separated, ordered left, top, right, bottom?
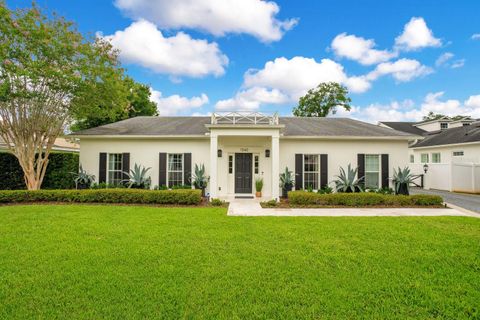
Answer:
227, 199, 480, 217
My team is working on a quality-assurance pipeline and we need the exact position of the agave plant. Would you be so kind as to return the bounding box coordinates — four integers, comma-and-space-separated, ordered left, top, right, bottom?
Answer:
393, 167, 413, 195
334, 164, 364, 193
279, 167, 294, 198
125, 163, 151, 189
72, 164, 95, 189
192, 164, 208, 196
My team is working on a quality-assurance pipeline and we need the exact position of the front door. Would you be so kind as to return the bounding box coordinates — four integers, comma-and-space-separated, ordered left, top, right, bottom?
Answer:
235, 153, 253, 194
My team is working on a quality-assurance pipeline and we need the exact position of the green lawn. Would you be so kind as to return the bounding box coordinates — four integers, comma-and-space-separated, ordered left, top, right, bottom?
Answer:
1, 205, 479, 319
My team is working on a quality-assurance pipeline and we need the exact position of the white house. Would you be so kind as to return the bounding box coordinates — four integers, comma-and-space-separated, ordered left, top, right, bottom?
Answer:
71, 112, 417, 200
380, 118, 480, 193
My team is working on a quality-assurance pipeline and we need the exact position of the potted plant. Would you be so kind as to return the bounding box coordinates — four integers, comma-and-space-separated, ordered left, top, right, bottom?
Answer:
393, 167, 413, 195
72, 164, 95, 189
255, 177, 263, 197
124, 163, 151, 189
192, 163, 208, 197
333, 164, 364, 193
279, 167, 294, 198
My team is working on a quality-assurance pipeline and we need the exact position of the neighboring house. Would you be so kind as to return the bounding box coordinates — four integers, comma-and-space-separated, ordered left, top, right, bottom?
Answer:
0, 136, 79, 153
71, 112, 417, 200
380, 117, 480, 193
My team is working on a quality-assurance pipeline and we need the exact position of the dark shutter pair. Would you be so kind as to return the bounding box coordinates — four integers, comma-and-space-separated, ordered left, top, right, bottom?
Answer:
357, 154, 389, 188
98, 153, 130, 183
295, 154, 328, 190
158, 153, 192, 187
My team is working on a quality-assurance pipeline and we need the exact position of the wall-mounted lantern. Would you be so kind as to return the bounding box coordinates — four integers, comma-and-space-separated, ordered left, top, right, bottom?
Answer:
265, 149, 270, 158
423, 163, 429, 174
217, 149, 222, 158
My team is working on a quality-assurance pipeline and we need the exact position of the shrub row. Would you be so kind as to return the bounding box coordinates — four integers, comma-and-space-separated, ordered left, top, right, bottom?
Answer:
288, 191, 443, 207
0, 189, 202, 205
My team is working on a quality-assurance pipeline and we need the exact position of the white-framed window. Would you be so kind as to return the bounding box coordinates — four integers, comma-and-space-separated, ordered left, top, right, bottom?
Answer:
440, 122, 448, 130
453, 151, 464, 157
167, 153, 183, 187
108, 153, 123, 185
432, 153, 441, 163
365, 154, 380, 189
303, 154, 319, 190
421, 153, 429, 163
228, 155, 233, 174
254, 155, 259, 174
410, 154, 414, 163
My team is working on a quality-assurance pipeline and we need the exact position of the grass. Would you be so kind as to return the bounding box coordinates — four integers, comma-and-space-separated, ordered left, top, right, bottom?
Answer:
1, 205, 479, 319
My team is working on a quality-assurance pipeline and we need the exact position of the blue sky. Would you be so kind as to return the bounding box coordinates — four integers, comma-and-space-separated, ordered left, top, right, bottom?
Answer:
11, 0, 480, 122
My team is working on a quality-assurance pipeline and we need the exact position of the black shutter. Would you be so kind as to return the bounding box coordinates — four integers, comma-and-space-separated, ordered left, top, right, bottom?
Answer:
122, 153, 130, 182
295, 154, 303, 190
357, 154, 365, 188
159, 153, 167, 187
184, 153, 192, 186
99, 153, 107, 183
381, 154, 389, 189
320, 154, 328, 188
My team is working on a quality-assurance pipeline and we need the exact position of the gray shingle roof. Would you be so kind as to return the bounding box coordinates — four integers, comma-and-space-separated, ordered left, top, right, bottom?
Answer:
379, 122, 427, 136
71, 116, 414, 138
411, 124, 480, 148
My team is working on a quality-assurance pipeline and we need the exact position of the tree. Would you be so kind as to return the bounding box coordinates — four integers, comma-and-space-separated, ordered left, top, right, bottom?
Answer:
0, 2, 123, 189
422, 111, 471, 121
71, 76, 158, 131
293, 82, 351, 117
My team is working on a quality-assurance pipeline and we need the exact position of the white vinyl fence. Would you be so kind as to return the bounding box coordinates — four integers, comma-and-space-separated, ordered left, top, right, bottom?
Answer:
411, 162, 480, 193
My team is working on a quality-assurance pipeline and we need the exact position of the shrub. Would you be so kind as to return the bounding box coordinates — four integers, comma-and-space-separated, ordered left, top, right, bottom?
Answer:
261, 199, 278, 208
0, 189, 202, 205
317, 186, 333, 194
287, 191, 443, 207
210, 198, 224, 206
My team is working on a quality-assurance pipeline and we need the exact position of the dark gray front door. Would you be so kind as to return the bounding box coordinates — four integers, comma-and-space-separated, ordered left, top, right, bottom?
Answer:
235, 153, 252, 194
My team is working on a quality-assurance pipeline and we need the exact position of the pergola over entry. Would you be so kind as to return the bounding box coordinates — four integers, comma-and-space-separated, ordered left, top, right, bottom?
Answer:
206, 112, 284, 200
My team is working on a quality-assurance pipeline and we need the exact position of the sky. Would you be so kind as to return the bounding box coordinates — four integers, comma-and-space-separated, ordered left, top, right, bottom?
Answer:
10, 0, 480, 122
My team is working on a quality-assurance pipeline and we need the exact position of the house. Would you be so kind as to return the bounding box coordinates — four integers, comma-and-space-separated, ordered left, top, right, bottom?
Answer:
380, 117, 480, 193
71, 112, 417, 200
0, 136, 80, 153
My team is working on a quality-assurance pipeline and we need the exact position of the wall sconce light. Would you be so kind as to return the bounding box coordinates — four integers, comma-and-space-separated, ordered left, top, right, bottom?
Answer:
265, 149, 270, 158
217, 149, 222, 158
423, 163, 429, 174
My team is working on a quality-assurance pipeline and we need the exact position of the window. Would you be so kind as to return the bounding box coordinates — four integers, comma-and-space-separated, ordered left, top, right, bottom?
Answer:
453, 151, 464, 157
303, 154, 319, 190
108, 153, 123, 185
410, 154, 414, 163
365, 155, 380, 189
432, 153, 441, 163
421, 153, 429, 163
254, 155, 259, 174
167, 154, 183, 187
463, 123, 470, 127
440, 122, 448, 130
228, 155, 233, 174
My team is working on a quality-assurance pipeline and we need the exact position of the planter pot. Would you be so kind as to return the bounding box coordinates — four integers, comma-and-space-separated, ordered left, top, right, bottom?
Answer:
255, 191, 262, 198
282, 184, 293, 198
77, 183, 89, 190
396, 183, 409, 195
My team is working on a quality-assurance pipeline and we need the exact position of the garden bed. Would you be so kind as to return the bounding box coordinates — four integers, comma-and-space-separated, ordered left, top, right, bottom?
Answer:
261, 191, 444, 208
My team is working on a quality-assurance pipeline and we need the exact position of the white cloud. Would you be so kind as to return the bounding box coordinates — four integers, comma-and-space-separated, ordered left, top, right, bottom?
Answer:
216, 87, 288, 110
435, 52, 454, 66
104, 20, 228, 78
451, 59, 465, 69
351, 100, 422, 123
114, 0, 297, 42
472, 34, 480, 40
465, 95, 480, 108
150, 89, 209, 115
331, 33, 396, 65
395, 17, 441, 51
367, 58, 433, 82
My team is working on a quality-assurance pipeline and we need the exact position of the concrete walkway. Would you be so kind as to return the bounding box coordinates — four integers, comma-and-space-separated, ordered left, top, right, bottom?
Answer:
227, 199, 480, 218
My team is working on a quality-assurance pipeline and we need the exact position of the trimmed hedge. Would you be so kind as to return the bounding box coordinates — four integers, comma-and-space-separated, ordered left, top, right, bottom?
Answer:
288, 191, 443, 207
0, 152, 79, 190
0, 189, 202, 205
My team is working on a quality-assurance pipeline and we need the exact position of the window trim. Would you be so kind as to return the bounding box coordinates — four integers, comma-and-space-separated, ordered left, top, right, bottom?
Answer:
167, 153, 184, 187
107, 153, 123, 185
303, 154, 320, 190
431, 153, 441, 163
421, 153, 429, 163
364, 154, 381, 189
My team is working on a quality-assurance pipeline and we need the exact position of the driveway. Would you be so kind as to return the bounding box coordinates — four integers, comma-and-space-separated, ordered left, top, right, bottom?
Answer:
410, 187, 480, 213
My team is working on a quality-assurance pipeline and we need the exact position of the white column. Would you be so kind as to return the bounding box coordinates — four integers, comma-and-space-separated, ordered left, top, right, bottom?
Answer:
209, 133, 218, 199
271, 135, 280, 201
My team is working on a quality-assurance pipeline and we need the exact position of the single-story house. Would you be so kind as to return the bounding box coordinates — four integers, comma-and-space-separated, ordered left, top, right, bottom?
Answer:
380, 118, 480, 193
71, 112, 417, 200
